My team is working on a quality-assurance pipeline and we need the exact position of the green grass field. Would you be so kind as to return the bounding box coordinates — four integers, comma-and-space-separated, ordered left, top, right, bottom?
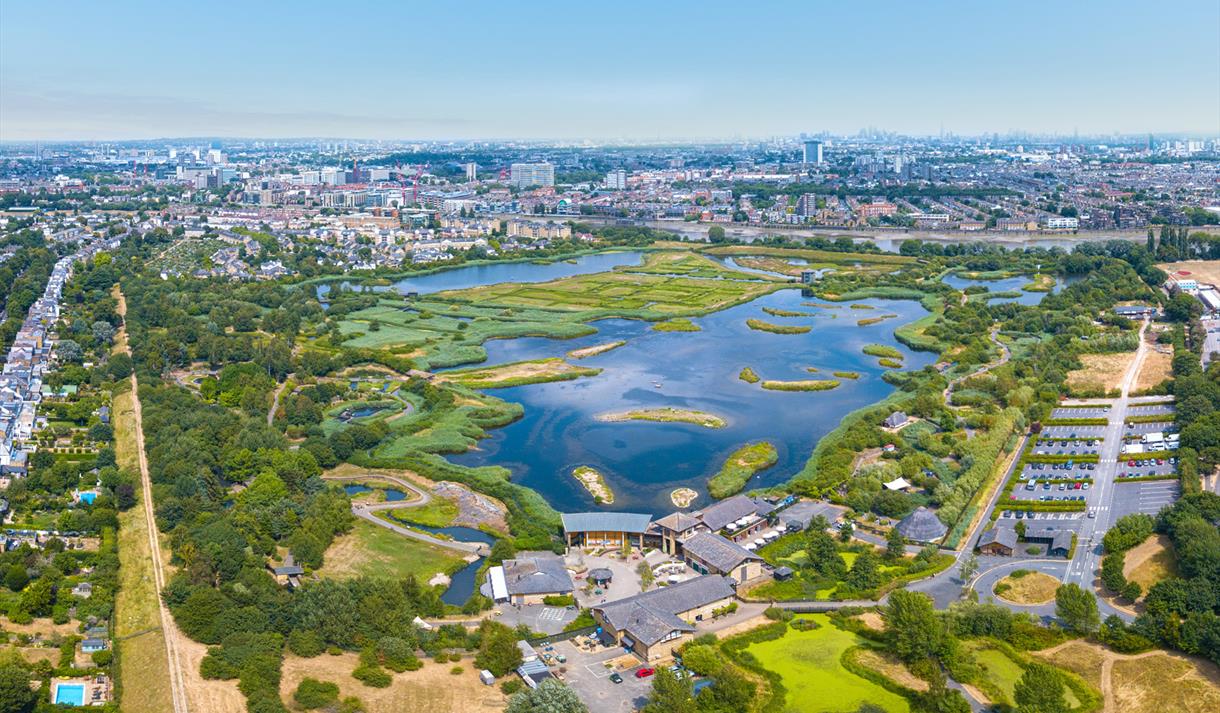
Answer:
963, 640, 1082, 709
387, 497, 458, 528
747, 615, 910, 713
317, 519, 465, 582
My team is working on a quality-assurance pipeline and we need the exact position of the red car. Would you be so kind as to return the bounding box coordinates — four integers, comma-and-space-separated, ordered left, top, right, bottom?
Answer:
635, 667, 655, 678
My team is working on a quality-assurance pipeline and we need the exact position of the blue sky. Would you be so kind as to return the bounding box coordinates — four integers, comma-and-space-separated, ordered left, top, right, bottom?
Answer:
2, 0, 1217, 140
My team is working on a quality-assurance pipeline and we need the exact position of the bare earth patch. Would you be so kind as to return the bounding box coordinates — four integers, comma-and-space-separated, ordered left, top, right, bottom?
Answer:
995, 571, 1060, 605
1111, 653, 1220, 713
1123, 534, 1176, 596
280, 653, 507, 713
1158, 260, 1220, 286
853, 611, 886, 633
567, 340, 626, 359
1033, 640, 1107, 689
572, 466, 614, 504
1066, 352, 1136, 394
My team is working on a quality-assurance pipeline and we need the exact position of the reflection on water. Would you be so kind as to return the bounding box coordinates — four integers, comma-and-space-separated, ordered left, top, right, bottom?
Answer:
449, 288, 936, 515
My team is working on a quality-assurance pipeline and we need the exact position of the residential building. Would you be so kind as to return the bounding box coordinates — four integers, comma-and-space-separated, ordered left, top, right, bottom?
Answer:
510, 163, 555, 188
605, 169, 627, 190
802, 140, 823, 165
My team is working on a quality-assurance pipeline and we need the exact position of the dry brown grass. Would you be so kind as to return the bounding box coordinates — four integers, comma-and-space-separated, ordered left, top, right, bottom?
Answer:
1123, 534, 1177, 596
280, 653, 507, 713
111, 386, 176, 713
853, 611, 886, 633
1134, 344, 1173, 392
1033, 640, 1108, 689
995, 571, 1060, 605
852, 648, 930, 692
1111, 653, 1220, 713
1066, 352, 1136, 394
1159, 260, 1220, 286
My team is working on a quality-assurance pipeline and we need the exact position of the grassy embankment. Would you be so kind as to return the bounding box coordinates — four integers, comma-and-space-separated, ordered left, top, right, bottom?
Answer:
708, 442, 779, 499
747, 318, 811, 335
596, 408, 726, 429
112, 380, 174, 713
761, 379, 841, 392
439, 358, 601, 389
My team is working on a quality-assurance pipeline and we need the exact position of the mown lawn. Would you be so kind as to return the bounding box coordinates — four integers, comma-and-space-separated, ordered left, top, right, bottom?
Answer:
747, 614, 910, 712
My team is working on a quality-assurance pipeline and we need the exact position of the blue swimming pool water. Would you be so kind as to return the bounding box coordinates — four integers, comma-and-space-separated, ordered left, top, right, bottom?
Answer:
54, 683, 85, 706
78, 492, 96, 505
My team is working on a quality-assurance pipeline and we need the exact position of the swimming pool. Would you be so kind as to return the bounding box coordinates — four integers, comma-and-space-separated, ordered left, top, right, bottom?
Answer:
78, 492, 96, 505
54, 683, 85, 705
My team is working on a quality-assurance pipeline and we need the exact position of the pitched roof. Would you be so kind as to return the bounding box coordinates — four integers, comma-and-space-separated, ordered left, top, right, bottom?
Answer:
502, 556, 574, 596
696, 495, 766, 532
681, 532, 762, 573
896, 507, 947, 542
653, 511, 702, 533
978, 526, 1017, 550
561, 512, 653, 534
594, 575, 734, 646
1050, 530, 1074, 553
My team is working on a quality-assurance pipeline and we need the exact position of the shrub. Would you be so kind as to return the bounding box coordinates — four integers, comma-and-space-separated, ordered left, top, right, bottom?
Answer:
764, 606, 794, 622
91, 650, 113, 667
287, 629, 325, 658
500, 679, 524, 695
352, 664, 392, 688
541, 595, 575, 607
294, 678, 340, 709
450, 665, 464, 675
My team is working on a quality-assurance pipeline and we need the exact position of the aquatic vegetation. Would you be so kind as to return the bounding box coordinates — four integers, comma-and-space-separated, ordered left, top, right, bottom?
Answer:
566, 340, 626, 359
708, 441, 779, 499
763, 307, 817, 317
862, 344, 903, 359
653, 318, 701, 332
595, 407, 727, 429
739, 366, 761, 383
441, 358, 601, 389
761, 379, 841, 392
747, 318, 811, 334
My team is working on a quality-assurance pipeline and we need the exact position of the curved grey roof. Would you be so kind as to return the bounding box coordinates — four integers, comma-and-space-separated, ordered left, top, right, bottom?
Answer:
895, 506, 947, 542
588, 567, 613, 581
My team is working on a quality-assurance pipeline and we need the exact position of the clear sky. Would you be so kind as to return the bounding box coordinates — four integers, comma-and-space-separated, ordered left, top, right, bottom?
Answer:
2, 0, 1217, 141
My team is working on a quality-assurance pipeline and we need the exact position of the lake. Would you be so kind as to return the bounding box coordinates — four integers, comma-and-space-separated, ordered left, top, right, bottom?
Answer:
941, 273, 1073, 306
446, 286, 936, 515
317, 250, 646, 299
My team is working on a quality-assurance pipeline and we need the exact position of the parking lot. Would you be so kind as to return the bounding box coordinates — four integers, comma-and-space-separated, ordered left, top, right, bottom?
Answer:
1030, 439, 1101, 456
1127, 404, 1176, 417
1122, 421, 1174, 437
1116, 455, 1177, 480
1052, 406, 1110, 419
1112, 480, 1180, 519
1041, 425, 1106, 438
1020, 463, 1097, 480
555, 639, 652, 713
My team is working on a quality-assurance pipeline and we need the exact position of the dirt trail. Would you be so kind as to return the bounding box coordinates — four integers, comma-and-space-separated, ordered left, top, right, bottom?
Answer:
1036, 639, 1215, 713
117, 289, 198, 713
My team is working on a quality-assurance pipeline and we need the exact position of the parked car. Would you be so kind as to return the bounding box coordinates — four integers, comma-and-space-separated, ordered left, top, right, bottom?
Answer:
635, 668, 655, 679
610, 672, 623, 684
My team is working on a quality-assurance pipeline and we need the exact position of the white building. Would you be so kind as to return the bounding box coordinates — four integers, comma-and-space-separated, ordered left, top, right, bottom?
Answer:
605, 169, 627, 190
509, 163, 555, 188
1045, 216, 1080, 230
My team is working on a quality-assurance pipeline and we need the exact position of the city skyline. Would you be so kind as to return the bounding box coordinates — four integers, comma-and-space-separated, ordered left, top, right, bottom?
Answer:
2, 0, 1218, 141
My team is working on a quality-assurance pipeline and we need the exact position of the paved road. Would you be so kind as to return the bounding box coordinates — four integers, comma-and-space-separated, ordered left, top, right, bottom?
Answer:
118, 290, 191, 713
324, 473, 490, 556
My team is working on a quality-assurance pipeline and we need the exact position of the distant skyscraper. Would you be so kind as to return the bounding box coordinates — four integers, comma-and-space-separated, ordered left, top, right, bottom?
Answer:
802, 140, 823, 165
465, 162, 478, 181
605, 169, 627, 190
509, 162, 555, 188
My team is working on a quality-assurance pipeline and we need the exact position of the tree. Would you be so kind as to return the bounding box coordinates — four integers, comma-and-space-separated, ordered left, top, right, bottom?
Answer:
4, 565, 28, 592
294, 678, 340, 709
838, 520, 854, 543
846, 550, 881, 591
707, 226, 727, 243
56, 339, 83, 364
0, 663, 36, 713
506, 679, 588, 713
642, 667, 697, 713
91, 320, 116, 345
1015, 520, 1027, 540
1055, 583, 1100, 634
884, 590, 947, 663
958, 553, 979, 583
1013, 663, 1068, 713
886, 527, 906, 561
475, 622, 523, 677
